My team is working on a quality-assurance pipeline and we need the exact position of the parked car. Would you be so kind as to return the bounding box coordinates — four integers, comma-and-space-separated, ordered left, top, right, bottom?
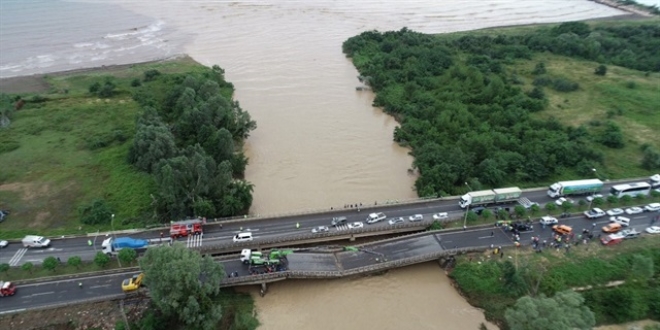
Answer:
432, 213, 448, 220
609, 216, 630, 227
584, 208, 606, 219
555, 197, 574, 206
645, 226, 660, 234
606, 208, 624, 216
602, 223, 622, 233
625, 207, 644, 215
552, 224, 572, 235
0, 240, 8, 248
388, 217, 405, 225
311, 226, 329, 234
586, 194, 604, 202
644, 203, 660, 212
539, 216, 558, 226
619, 228, 640, 239
348, 222, 364, 229
331, 216, 348, 227
409, 214, 424, 222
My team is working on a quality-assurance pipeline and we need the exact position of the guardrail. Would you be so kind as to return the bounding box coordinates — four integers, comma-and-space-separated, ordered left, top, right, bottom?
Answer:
219, 245, 487, 287
12, 267, 141, 285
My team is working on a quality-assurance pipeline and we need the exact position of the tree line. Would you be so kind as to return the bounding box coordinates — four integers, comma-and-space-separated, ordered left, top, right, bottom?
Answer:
342, 23, 659, 196
129, 66, 257, 221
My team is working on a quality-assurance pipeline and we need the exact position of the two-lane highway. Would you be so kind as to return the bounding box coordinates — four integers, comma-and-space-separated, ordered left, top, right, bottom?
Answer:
0, 177, 654, 267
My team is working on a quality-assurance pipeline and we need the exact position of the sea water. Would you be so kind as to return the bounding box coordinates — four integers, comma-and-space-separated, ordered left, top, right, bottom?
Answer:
0, 0, 188, 78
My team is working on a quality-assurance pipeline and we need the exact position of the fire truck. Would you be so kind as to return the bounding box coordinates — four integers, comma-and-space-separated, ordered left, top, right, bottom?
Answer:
169, 219, 204, 238
0, 281, 17, 297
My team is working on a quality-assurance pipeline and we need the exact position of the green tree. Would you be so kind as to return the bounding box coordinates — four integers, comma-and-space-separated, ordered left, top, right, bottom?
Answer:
530, 204, 540, 215
67, 256, 82, 269
641, 147, 660, 170
128, 121, 178, 173
0, 263, 9, 274
561, 201, 573, 212
94, 251, 111, 268
140, 244, 225, 330
466, 211, 479, 223
78, 199, 113, 225
42, 256, 59, 272
22, 262, 33, 274
544, 203, 557, 213
651, 190, 660, 199
629, 254, 654, 281
592, 197, 604, 207
514, 205, 526, 218
607, 195, 619, 205
504, 290, 595, 330
594, 65, 607, 76
497, 209, 509, 220
532, 62, 546, 75
635, 194, 646, 203
481, 209, 493, 220
620, 195, 632, 205
118, 248, 138, 266
578, 199, 586, 210
599, 122, 624, 148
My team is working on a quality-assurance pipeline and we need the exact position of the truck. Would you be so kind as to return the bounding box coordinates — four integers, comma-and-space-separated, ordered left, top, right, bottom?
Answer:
240, 249, 289, 266
169, 219, 203, 239
547, 179, 603, 198
650, 174, 660, 189
102, 236, 170, 256
459, 187, 522, 208
22, 235, 51, 248
0, 281, 17, 297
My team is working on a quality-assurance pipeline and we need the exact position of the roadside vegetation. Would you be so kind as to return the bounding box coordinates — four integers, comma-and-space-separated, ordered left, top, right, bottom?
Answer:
342, 19, 660, 197
450, 236, 660, 329
0, 57, 256, 239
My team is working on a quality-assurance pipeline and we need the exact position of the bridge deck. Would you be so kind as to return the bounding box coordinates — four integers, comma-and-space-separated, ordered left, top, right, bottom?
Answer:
337, 234, 444, 270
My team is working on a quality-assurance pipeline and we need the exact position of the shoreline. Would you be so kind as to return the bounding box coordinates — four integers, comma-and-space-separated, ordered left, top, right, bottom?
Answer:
0, 54, 195, 94
588, 0, 658, 17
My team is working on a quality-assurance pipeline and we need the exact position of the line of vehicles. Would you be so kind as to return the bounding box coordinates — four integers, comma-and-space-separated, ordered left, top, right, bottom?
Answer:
310, 211, 450, 235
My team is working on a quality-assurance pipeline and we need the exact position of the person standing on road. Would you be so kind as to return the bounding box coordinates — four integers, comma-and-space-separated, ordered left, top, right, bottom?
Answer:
79, 282, 83, 288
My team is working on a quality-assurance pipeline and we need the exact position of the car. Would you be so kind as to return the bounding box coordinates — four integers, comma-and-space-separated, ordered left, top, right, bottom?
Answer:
625, 207, 644, 215
311, 226, 329, 234
555, 197, 574, 206
609, 216, 630, 227
602, 223, 622, 233
619, 228, 640, 239
347, 222, 364, 229
366, 212, 386, 224
511, 222, 533, 232
586, 194, 604, 202
409, 214, 424, 222
644, 203, 660, 212
470, 206, 486, 215
0, 240, 7, 248
645, 226, 660, 234
432, 213, 448, 220
121, 273, 144, 293
552, 224, 572, 235
601, 234, 624, 246
584, 208, 606, 219
331, 216, 348, 227
539, 216, 558, 226
606, 208, 624, 216
388, 217, 405, 225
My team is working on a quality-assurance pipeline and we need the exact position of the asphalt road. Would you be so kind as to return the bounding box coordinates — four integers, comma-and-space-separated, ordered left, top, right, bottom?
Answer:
0, 178, 656, 267
1, 211, 658, 314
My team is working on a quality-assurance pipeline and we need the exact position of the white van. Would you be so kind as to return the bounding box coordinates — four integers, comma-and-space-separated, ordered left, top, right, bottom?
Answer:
233, 232, 253, 243
22, 235, 51, 248
366, 212, 386, 224
609, 216, 630, 227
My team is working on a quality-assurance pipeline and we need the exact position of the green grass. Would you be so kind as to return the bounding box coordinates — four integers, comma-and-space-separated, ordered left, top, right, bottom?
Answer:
0, 57, 208, 239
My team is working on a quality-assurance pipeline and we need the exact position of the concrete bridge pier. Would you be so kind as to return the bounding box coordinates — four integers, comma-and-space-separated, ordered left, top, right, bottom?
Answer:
259, 282, 268, 297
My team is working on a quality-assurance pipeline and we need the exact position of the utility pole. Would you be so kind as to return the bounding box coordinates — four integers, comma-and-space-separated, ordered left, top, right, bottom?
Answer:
463, 182, 473, 229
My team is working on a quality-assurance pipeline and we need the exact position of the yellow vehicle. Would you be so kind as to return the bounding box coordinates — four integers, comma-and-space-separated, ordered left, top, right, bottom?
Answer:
121, 273, 144, 293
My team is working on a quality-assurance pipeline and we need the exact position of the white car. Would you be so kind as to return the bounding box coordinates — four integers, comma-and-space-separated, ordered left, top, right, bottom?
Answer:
625, 207, 644, 215
645, 226, 660, 234
348, 222, 364, 229
432, 213, 448, 220
555, 197, 574, 206
583, 208, 606, 219
0, 240, 8, 248
311, 226, 329, 234
366, 212, 387, 224
586, 194, 604, 202
388, 217, 405, 225
409, 214, 424, 222
609, 216, 630, 227
645, 203, 660, 212
606, 208, 624, 216
539, 216, 558, 226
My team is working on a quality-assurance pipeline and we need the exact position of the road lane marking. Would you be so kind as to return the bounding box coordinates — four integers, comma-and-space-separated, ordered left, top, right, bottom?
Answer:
478, 236, 495, 239
9, 248, 27, 266
23, 291, 55, 297
89, 284, 112, 289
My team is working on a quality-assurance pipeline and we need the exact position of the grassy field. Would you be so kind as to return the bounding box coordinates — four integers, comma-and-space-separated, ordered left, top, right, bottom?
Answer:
0, 57, 208, 239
